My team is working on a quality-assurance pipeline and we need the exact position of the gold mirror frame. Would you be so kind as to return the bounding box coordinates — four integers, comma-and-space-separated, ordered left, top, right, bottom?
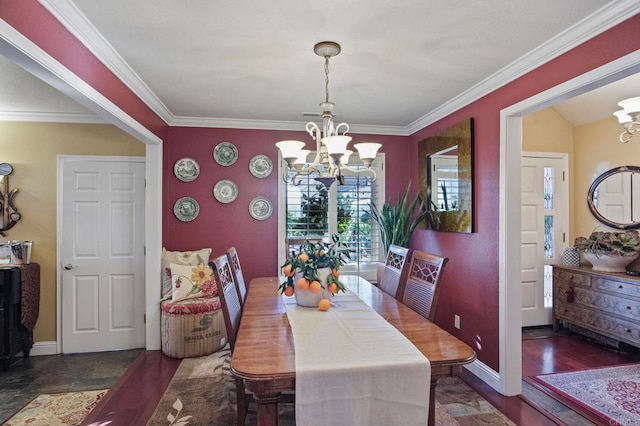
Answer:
418, 118, 473, 233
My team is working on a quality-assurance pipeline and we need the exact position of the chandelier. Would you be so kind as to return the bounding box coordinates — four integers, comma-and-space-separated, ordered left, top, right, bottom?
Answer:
276, 41, 381, 188
613, 96, 640, 143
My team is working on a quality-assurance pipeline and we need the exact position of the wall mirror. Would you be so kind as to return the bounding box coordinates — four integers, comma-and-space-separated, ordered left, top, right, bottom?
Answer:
418, 118, 473, 233
587, 165, 640, 230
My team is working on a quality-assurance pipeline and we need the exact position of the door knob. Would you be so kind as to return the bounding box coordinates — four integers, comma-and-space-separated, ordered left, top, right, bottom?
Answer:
63, 263, 77, 270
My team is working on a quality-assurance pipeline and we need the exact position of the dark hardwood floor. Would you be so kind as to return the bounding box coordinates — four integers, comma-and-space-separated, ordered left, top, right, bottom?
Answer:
3, 325, 638, 425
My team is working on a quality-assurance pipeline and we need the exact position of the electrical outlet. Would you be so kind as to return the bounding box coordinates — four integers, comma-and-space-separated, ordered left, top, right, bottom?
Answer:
454, 314, 460, 329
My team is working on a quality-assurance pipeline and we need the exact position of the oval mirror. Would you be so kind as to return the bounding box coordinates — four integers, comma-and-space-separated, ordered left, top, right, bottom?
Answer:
587, 165, 640, 230
0, 163, 13, 176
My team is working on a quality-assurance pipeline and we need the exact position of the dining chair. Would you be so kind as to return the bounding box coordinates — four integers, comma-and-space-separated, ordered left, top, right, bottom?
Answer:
225, 246, 247, 308
209, 254, 246, 426
210, 254, 294, 425
378, 244, 412, 299
400, 250, 449, 322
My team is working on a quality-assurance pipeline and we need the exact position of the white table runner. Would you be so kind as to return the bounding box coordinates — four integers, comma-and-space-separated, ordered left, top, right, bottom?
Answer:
284, 290, 431, 426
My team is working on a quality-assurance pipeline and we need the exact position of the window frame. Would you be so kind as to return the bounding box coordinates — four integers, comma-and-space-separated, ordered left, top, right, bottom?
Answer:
277, 152, 385, 282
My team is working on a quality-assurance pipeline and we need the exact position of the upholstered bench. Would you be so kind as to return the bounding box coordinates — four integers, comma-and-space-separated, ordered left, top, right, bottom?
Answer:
160, 297, 227, 358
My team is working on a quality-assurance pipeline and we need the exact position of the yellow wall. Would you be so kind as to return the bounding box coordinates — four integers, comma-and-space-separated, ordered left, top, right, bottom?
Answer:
522, 108, 575, 239
523, 109, 640, 245
573, 116, 640, 238
0, 122, 144, 343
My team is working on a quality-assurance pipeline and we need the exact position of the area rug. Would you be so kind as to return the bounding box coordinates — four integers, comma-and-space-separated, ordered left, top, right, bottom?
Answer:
532, 363, 640, 426
4, 389, 108, 426
146, 345, 515, 425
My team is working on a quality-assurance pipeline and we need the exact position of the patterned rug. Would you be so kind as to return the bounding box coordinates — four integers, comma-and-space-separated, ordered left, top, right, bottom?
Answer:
532, 363, 640, 426
3, 389, 108, 426
147, 345, 515, 425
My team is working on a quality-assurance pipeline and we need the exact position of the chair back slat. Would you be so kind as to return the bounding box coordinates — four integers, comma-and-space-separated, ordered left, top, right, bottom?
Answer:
378, 244, 411, 299
226, 247, 247, 307
401, 250, 449, 322
210, 255, 242, 351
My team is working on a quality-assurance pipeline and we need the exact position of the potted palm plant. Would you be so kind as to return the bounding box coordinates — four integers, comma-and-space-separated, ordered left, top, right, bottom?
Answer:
368, 183, 428, 254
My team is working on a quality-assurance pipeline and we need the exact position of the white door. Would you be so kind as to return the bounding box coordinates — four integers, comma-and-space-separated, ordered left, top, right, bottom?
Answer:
60, 157, 145, 353
521, 153, 568, 327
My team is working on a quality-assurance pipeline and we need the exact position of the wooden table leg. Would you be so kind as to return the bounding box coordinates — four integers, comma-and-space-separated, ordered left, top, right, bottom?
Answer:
428, 376, 438, 426
254, 393, 279, 426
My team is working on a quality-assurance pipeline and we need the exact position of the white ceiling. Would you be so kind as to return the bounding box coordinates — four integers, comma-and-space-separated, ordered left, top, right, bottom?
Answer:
1, 1, 639, 131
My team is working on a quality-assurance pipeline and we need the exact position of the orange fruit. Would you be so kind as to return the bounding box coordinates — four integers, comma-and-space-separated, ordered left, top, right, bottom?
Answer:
298, 253, 309, 262
331, 269, 340, 278
296, 277, 310, 290
284, 286, 294, 297
309, 280, 322, 294
282, 264, 295, 277
327, 283, 338, 294
318, 298, 330, 311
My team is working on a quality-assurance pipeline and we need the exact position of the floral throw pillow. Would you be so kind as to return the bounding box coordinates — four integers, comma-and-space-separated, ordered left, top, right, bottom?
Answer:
161, 247, 212, 298
170, 263, 217, 303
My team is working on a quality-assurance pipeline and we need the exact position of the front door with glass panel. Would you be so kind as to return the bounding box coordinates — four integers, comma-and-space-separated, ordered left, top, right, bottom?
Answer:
521, 153, 568, 327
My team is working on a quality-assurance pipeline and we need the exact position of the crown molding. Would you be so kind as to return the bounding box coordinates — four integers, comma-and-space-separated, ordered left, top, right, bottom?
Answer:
39, 0, 173, 124
0, 111, 106, 123
405, 0, 640, 135
39, 0, 640, 136
169, 115, 410, 136
0, 18, 162, 145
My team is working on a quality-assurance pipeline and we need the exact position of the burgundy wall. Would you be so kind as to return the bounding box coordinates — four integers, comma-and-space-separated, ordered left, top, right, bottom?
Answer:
408, 15, 640, 371
163, 127, 411, 283
0, 0, 167, 139
6, 1, 640, 373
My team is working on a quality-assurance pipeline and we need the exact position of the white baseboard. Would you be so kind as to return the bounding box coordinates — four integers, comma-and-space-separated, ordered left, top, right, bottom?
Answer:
27, 341, 58, 356
463, 359, 504, 394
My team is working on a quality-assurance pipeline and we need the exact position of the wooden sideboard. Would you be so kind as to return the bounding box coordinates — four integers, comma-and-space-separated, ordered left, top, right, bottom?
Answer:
553, 264, 640, 348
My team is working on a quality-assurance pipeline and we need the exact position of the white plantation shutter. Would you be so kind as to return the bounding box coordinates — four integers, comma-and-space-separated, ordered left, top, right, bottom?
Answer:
279, 153, 385, 281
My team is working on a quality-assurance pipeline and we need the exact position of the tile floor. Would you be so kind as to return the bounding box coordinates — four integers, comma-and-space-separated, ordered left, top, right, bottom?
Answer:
0, 349, 143, 424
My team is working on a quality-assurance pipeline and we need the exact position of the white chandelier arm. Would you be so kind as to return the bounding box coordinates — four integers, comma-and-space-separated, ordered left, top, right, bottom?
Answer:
619, 121, 640, 143
336, 165, 377, 181
334, 122, 349, 136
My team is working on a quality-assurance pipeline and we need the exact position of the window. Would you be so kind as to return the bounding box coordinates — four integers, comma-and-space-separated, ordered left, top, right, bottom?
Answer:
278, 153, 385, 282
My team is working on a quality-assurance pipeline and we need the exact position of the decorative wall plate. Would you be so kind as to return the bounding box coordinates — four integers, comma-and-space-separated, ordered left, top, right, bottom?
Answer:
249, 154, 273, 178
213, 142, 238, 166
249, 197, 272, 220
173, 197, 199, 222
173, 157, 200, 182
213, 179, 238, 203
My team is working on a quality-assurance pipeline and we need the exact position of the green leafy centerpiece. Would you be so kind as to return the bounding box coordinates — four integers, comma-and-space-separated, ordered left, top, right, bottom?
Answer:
279, 234, 352, 309
574, 230, 640, 272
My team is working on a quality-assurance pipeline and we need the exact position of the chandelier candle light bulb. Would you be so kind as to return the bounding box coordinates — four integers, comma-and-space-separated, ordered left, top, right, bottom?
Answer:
613, 96, 640, 143
276, 41, 382, 188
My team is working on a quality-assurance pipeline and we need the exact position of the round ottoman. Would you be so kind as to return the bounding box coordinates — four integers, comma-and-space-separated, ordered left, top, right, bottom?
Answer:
161, 297, 227, 358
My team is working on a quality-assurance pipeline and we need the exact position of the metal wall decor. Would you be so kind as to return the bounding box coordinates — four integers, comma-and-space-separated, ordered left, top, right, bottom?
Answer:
0, 163, 21, 236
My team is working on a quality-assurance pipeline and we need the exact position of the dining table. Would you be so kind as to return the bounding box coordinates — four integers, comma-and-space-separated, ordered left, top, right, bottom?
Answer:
231, 275, 477, 426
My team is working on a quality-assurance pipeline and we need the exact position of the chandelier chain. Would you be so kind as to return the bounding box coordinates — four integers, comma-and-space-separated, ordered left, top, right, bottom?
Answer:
324, 56, 330, 104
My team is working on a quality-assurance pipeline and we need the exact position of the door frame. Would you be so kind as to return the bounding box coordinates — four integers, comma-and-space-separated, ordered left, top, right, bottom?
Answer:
521, 152, 569, 327
57, 155, 146, 353
496, 50, 640, 396
0, 20, 164, 355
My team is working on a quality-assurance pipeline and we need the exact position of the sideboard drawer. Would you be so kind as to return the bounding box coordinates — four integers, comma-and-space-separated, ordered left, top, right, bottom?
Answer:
553, 269, 591, 288
572, 286, 640, 322
554, 300, 640, 345
593, 277, 640, 299
553, 265, 640, 348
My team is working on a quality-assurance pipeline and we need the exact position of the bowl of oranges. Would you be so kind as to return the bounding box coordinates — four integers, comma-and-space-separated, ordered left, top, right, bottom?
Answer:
279, 234, 351, 309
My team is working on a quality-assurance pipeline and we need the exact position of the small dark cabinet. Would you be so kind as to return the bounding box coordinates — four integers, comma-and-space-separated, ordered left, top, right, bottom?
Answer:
0, 266, 29, 369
